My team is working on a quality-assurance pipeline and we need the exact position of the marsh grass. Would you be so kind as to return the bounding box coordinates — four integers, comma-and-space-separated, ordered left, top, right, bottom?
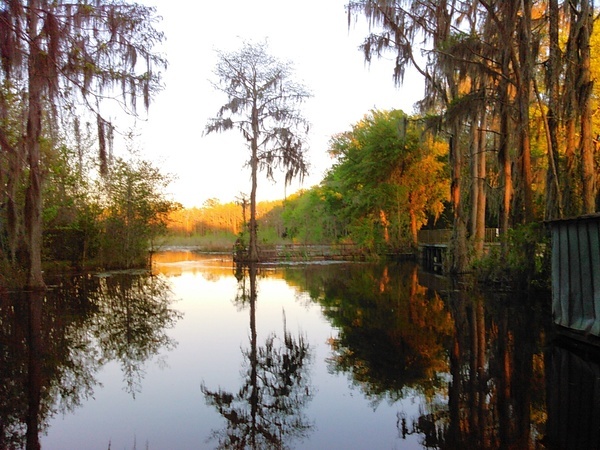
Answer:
160, 231, 237, 252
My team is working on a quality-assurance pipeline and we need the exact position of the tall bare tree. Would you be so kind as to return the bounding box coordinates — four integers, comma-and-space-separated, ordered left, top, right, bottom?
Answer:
0, 0, 166, 288
206, 40, 311, 262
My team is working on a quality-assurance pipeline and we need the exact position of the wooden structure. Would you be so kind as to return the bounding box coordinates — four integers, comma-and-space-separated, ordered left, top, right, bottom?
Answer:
234, 243, 415, 263
417, 228, 501, 273
235, 243, 367, 263
420, 244, 446, 272
549, 214, 600, 340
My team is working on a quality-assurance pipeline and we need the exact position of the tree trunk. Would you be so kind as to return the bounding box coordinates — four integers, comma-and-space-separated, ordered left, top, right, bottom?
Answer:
579, 0, 596, 213
471, 112, 487, 258
516, 0, 534, 224
564, 1, 583, 217
498, 45, 513, 242
564, 116, 578, 216
408, 207, 418, 248
449, 131, 469, 274
25, 0, 45, 289
248, 103, 260, 262
379, 209, 390, 244
545, 0, 563, 219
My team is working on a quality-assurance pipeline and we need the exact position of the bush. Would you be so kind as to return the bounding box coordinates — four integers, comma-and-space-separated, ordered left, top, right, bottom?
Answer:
473, 222, 550, 289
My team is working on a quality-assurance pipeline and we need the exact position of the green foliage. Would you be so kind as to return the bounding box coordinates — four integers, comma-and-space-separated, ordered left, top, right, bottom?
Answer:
346, 215, 384, 251
256, 224, 281, 245
325, 109, 449, 251
280, 188, 342, 244
42, 143, 100, 260
94, 156, 179, 269
0, 0, 166, 287
33, 135, 178, 272
230, 109, 451, 254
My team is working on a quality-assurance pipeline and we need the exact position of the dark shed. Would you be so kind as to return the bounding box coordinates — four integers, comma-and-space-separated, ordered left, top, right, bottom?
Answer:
549, 213, 600, 338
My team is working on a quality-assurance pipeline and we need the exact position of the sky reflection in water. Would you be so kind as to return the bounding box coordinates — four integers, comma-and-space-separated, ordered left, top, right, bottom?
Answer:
40, 252, 427, 449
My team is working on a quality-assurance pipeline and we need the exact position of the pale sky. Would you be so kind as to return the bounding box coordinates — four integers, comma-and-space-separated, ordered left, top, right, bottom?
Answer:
132, 0, 424, 208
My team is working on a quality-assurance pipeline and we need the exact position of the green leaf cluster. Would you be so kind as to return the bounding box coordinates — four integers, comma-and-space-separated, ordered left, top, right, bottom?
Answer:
37, 137, 178, 272
93, 156, 178, 269
277, 110, 449, 253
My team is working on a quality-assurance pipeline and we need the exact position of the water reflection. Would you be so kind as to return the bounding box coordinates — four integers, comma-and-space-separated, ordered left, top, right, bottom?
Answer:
2, 252, 599, 449
153, 250, 234, 279
0, 272, 179, 448
284, 264, 454, 403
201, 264, 314, 449
439, 288, 548, 449
89, 273, 180, 395
281, 262, 557, 449
545, 340, 600, 449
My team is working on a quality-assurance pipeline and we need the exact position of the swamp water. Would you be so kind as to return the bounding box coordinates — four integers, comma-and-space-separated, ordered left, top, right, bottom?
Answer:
1, 251, 599, 449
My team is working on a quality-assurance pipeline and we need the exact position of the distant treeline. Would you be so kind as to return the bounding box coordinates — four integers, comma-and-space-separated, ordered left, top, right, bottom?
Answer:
168, 199, 283, 238
167, 199, 288, 249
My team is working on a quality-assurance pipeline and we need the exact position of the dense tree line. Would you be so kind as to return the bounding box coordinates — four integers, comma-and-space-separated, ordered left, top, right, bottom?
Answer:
347, 0, 600, 273
247, 109, 450, 252
2, 126, 177, 287
4, 1, 598, 283
325, 109, 449, 249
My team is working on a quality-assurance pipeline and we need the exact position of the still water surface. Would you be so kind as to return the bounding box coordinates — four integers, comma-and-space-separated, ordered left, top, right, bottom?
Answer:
2, 251, 599, 449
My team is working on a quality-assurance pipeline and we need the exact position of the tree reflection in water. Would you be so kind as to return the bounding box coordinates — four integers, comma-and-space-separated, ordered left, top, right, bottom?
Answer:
0, 272, 180, 449
201, 264, 314, 450
282, 262, 552, 449
311, 263, 454, 405
434, 287, 549, 449
88, 272, 181, 396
